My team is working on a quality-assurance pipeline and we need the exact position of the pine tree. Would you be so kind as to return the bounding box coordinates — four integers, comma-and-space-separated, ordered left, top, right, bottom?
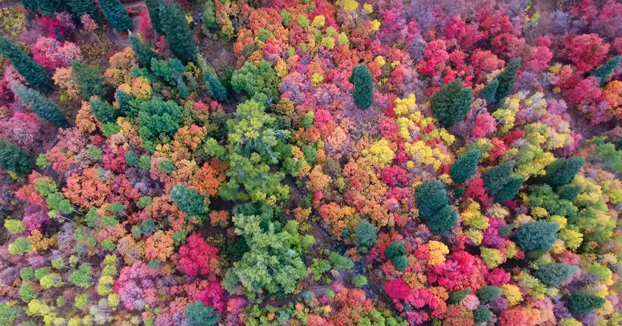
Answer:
415, 179, 448, 218
116, 89, 133, 117
130, 34, 159, 71
184, 302, 220, 326
447, 288, 471, 304
450, 149, 481, 183
545, 157, 585, 188
478, 79, 498, 102
591, 56, 621, 86
511, 221, 560, 252
67, 0, 98, 20
384, 241, 405, 259
473, 309, 492, 324
0, 36, 52, 93
205, 73, 228, 102
430, 78, 472, 127
355, 220, 377, 248
145, 0, 164, 35
532, 263, 578, 287
34, 0, 66, 17
71, 61, 106, 99
426, 205, 457, 236
476, 286, 501, 303
483, 161, 524, 202
21, 0, 38, 12
159, 2, 198, 64
171, 185, 205, 216
349, 64, 374, 109
99, 0, 132, 32
0, 140, 32, 176
13, 83, 68, 127
557, 185, 582, 201
89, 97, 118, 124
565, 294, 606, 313
495, 58, 521, 101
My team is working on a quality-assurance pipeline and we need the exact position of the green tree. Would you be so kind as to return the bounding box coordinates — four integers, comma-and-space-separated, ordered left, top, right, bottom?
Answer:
0, 36, 52, 92
353, 275, 368, 288
0, 140, 32, 176
532, 263, 578, 287
184, 302, 220, 326
328, 252, 354, 269
130, 34, 159, 71
159, 2, 197, 63
136, 98, 184, 147
4, 219, 26, 234
13, 83, 68, 127
205, 73, 228, 102
67, 0, 98, 20
145, 0, 164, 34
511, 221, 560, 252
391, 255, 409, 271
0, 304, 20, 326
426, 205, 457, 236
495, 58, 521, 101
545, 157, 585, 188
450, 149, 481, 183
557, 185, 582, 201
565, 293, 605, 313
483, 162, 524, 203
171, 185, 205, 216
478, 79, 499, 102
33, 0, 66, 16
476, 286, 501, 303
447, 288, 471, 304
8, 237, 31, 256
430, 78, 472, 127
415, 179, 448, 218
203, 0, 216, 28
89, 97, 118, 124
355, 221, 377, 248
19, 284, 37, 302
116, 89, 134, 116
231, 61, 280, 106
125, 150, 139, 167
473, 308, 492, 323
71, 61, 106, 99
99, 0, 132, 32
158, 159, 177, 174
21, 0, 38, 12
384, 241, 405, 259
349, 64, 374, 110
591, 55, 621, 86
69, 264, 94, 288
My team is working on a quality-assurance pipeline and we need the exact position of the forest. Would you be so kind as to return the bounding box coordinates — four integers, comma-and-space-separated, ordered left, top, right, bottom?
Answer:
0, 0, 621, 325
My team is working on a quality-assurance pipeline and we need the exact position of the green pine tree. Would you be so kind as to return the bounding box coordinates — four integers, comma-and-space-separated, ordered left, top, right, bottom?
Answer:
13, 83, 68, 127
159, 2, 198, 64
184, 302, 220, 326
99, 0, 133, 32
171, 185, 205, 216
450, 149, 481, 183
34, 0, 66, 17
532, 263, 578, 287
145, 0, 164, 35
116, 89, 133, 117
476, 286, 501, 303
591, 56, 621, 86
89, 97, 118, 124
565, 293, 606, 313
430, 78, 472, 127
478, 79, 498, 102
67, 0, 98, 20
0, 36, 52, 93
511, 221, 560, 252
414, 179, 448, 218
483, 161, 524, 202
21, 0, 38, 12
349, 64, 374, 109
130, 34, 159, 71
447, 288, 471, 304
0, 140, 32, 176
426, 205, 457, 236
545, 157, 585, 188
205, 73, 228, 102
495, 58, 521, 101
71, 61, 106, 99
355, 220, 377, 248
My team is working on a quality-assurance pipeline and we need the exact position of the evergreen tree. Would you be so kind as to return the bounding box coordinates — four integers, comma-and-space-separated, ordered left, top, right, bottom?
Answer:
495, 58, 521, 101
116, 90, 133, 117
391, 255, 409, 271
171, 185, 205, 216
13, 83, 68, 127
415, 179, 448, 218
34, 0, 66, 17
349, 64, 374, 109
130, 34, 159, 71
21, 0, 38, 12
483, 161, 524, 203
0, 140, 32, 176
511, 221, 560, 252
89, 97, 118, 124
478, 79, 498, 102
0, 36, 52, 93
426, 205, 457, 236
557, 185, 582, 201
545, 157, 585, 188
145, 0, 164, 35
476, 286, 501, 303
450, 149, 481, 183
205, 73, 228, 102
384, 241, 405, 259
67, 0, 98, 20
591, 56, 621, 86
565, 293, 606, 313
447, 288, 471, 304
430, 78, 472, 127
493, 174, 524, 203
473, 309, 492, 324
71, 61, 106, 99
532, 263, 578, 287
99, 0, 132, 32
159, 2, 198, 64
184, 302, 220, 326
355, 221, 377, 248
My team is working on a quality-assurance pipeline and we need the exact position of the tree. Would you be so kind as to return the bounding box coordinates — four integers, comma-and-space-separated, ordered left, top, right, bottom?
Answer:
130, 34, 158, 71
532, 263, 578, 287
206, 73, 228, 102
171, 185, 205, 216
355, 221, 377, 248
13, 83, 68, 127
159, 2, 197, 63
483, 162, 524, 203
99, 0, 132, 32
495, 58, 521, 101
89, 97, 118, 124
476, 286, 501, 303
178, 234, 219, 276
71, 61, 106, 99
0, 140, 32, 176
545, 157, 584, 188
415, 179, 448, 218
145, 0, 164, 35
447, 288, 471, 304
349, 64, 374, 109
591, 56, 621, 86
33, 0, 66, 16
565, 293, 606, 313
67, 0, 98, 20
353, 275, 368, 288
479, 79, 499, 102
426, 205, 457, 236
384, 241, 405, 259
473, 308, 492, 324
231, 61, 280, 105
430, 78, 472, 127
329, 252, 354, 269
450, 150, 481, 183
0, 36, 52, 93
511, 221, 560, 252
184, 301, 220, 326
0, 304, 20, 326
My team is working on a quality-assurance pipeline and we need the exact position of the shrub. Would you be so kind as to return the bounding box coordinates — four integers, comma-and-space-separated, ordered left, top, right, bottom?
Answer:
430, 78, 472, 127
355, 221, 377, 248
450, 150, 481, 183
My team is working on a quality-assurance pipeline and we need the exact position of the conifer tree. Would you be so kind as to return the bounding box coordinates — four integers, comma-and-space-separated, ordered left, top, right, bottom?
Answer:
89, 97, 118, 124
0, 36, 52, 93
34, 0, 66, 17
349, 64, 374, 109
71, 61, 106, 99
427, 205, 457, 236
145, 0, 164, 35
130, 34, 159, 71
116, 90, 133, 117
495, 58, 521, 101
591, 56, 621, 86
450, 149, 481, 183
184, 302, 220, 326
355, 221, 377, 248
21, 0, 38, 12
13, 83, 68, 127
478, 79, 498, 102
0, 140, 32, 176
99, 0, 133, 32
171, 185, 205, 216
532, 263, 578, 287
565, 294, 606, 313
159, 2, 198, 64
430, 78, 472, 127
67, 0, 98, 20
205, 73, 228, 102
483, 161, 524, 203
511, 221, 560, 252
545, 157, 585, 188
415, 179, 448, 218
